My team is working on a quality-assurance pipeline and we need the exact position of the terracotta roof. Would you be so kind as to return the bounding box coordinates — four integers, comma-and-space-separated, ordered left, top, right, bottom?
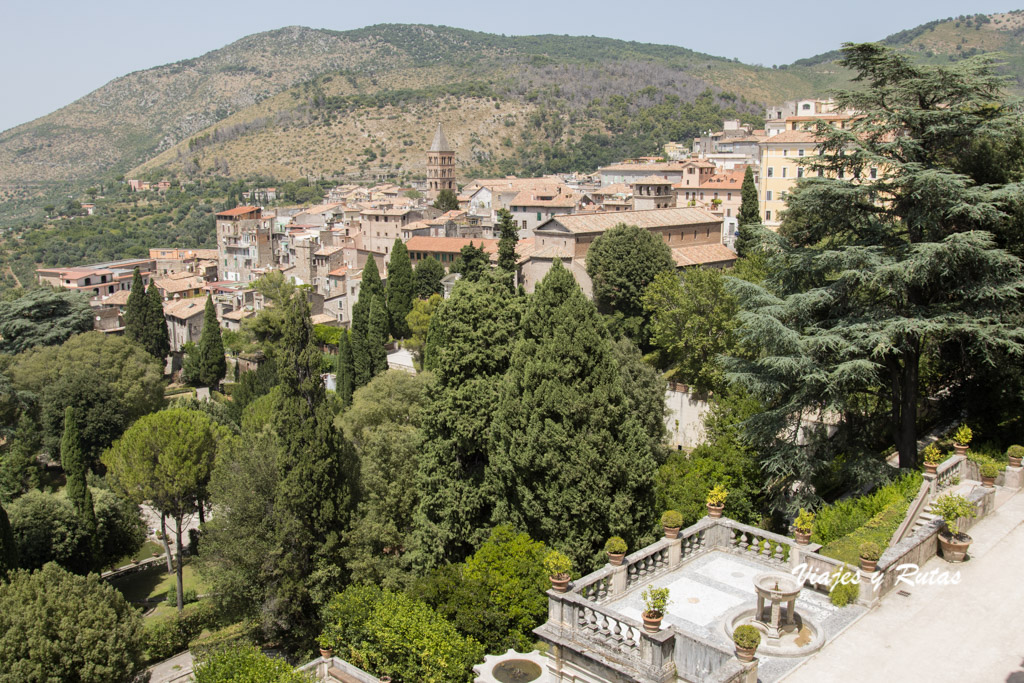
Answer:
765, 130, 821, 144
216, 206, 260, 218
591, 183, 633, 196
314, 246, 344, 257
599, 162, 687, 173
515, 237, 573, 263
405, 236, 500, 254
155, 276, 206, 294
222, 308, 254, 321
697, 170, 746, 190
538, 207, 720, 235
328, 266, 349, 277
163, 298, 205, 319
671, 244, 737, 267
510, 189, 582, 209
632, 176, 676, 185
95, 289, 132, 306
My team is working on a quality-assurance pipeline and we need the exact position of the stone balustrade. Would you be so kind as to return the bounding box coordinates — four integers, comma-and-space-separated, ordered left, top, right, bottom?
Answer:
934, 454, 965, 494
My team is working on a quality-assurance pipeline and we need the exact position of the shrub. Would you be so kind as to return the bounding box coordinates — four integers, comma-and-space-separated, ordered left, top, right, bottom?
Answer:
706, 484, 728, 506
604, 536, 627, 554
980, 462, 1001, 478
812, 472, 921, 546
543, 550, 572, 578
188, 621, 257, 662
144, 602, 216, 664
922, 443, 942, 464
819, 500, 908, 565
794, 508, 815, 533
1008, 445, 1024, 461
733, 624, 761, 649
953, 424, 973, 445
661, 510, 683, 528
193, 645, 310, 683
641, 585, 671, 615
858, 541, 881, 561
165, 587, 199, 606
829, 566, 860, 607
931, 493, 976, 535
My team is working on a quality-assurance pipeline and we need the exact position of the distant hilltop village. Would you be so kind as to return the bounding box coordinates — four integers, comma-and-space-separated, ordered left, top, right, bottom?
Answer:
39, 98, 849, 352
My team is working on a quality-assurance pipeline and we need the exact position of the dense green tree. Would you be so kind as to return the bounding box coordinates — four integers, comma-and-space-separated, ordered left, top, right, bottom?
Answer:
414, 255, 445, 297
335, 330, 354, 407
197, 295, 227, 387
229, 358, 278, 423
643, 268, 739, 395
403, 294, 442, 366
9, 332, 165, 466
351, 257, 383, 388
488, 260, 661, 569
103, 408, 221, 610
360, 255, 383, 302
0, 413, 42, 503
728, 44, 1024, 502
320, 585, 483, 683
146, 282, 171, 361
413, 275, 521, 568
123, 268, 148, 347
386, 239, 414, 339
0, 563, 145, 683
341, 370, 433, 588
585, 223, 675, 341
432, 188, 460, 212
0, 501, 15, 580
368, 294, 390, 377
496, 208, 519, 288
263, 292, 358, 649
193, 645, 310, 683
734, 165, 760, 257
0, 288, 92, 355
60, 407, 97, 568
451, 243, 490, 282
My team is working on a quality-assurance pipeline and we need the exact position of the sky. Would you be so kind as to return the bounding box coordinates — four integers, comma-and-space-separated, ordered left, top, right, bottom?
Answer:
1, 0, 1017, 133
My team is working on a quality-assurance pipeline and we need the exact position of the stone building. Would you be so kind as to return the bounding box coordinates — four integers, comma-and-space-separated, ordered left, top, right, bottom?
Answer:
426, 123, 455, 197
216, 206, 274, 282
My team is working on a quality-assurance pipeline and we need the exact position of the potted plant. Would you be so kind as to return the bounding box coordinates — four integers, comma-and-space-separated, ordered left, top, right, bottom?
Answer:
793, 509, 814, 545
932, 493, 977, 563
317, 635, 333, 659
921, 443, 942, 475
732, 624, 761, 662
543, 550, 572, 593
605, 536, 627, 566
641, 585, 671, 633
858, 541, 881, 573
661, 510, 683, 539
1008, 445, 1023, 469
979, 461, 1000, 488
952, 424, 972, 456
706, 485, 728, 518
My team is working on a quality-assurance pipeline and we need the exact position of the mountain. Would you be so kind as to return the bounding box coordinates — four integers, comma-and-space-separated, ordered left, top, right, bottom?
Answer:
1, 13, 1022, 224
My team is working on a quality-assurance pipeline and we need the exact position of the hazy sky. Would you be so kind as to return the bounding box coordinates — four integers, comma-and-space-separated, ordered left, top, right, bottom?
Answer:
1, 1, 1016, 133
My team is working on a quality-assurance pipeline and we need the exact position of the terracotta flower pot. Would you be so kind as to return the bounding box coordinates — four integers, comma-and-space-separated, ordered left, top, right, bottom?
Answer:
953, 443, 968, 456
607, 552, 625, 566
859, 557, 877, 573
549, 574, 570, 593
1009, 456, 1022, 468
923, 463, 938, 475
735, 645, 757, 663
707, 503, 724, 518
642, 610, 663, 633
938, 530, 972, 563
663, 526, 680, 539
794, 530, 811, 545
319, 647, 333, 659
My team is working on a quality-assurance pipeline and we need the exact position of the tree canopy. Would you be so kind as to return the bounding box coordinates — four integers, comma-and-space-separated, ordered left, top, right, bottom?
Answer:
196, 295, 227, 387
386, 239, 414, 339
414, 256, 444, 298
0, 289, 92, 355
432, 188, 460, 212
734, 165, 760, 257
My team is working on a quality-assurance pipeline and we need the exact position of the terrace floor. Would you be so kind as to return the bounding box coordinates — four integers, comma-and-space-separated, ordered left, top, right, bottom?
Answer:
783, 486, 1024, 683
606, 550, 866, 682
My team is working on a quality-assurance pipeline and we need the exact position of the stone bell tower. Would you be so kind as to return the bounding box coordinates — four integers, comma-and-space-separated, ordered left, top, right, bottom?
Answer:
426, 123, 455, 197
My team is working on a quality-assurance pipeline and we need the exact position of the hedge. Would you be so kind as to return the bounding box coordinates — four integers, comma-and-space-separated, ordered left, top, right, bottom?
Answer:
819, 499, 910, 566
811, 473, 921, 546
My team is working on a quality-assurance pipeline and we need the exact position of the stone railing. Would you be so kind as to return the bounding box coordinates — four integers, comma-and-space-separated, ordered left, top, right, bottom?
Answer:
933, 454, 965, 494
890, 479, 932, 547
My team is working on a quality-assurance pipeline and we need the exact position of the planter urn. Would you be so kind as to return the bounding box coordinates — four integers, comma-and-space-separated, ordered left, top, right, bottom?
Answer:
735, 645, 757, 663
549, 574, 570, 593
663, 526, 680, 539
319, 647, 333, 659
923, 463, 938, 475
953, 443, 968, 457
607, 552, 625, 566
1009, 456, 1022, 468
707, 503, 724, 518
794, 530, 811, 545
981, 475, 996, 488
642, 611, 663, 633
859, 557, 878, 573
938, 531, 972, 563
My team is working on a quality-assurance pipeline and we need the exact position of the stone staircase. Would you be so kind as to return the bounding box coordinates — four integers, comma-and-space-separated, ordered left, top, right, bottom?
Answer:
909, 480, 981, 536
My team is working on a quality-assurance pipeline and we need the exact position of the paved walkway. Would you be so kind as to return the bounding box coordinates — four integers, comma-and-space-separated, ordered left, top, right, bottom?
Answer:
784, 487, 1024, 682
148, 651, 193, 683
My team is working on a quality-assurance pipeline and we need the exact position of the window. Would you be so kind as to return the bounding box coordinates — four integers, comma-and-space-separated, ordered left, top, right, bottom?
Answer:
766, 190, 773, 201
726, 209, 731, 217
782, 168, 787, 179
798, 148, 805, 157
767, 167, 774, 178
870, 167, 878, 179
838, 170, 845, 179
765, 210, 772, 221
727, 192, 732, 200
797, 167, 804, 178
818, 169, 825, 178
537, 212, 542, 221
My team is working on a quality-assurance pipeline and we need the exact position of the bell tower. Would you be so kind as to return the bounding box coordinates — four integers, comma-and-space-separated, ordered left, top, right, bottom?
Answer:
426, 123, 455, 197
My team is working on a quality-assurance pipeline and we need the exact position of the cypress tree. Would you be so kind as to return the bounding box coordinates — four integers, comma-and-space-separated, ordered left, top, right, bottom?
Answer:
123, 268, 147, 345
146, 282, 170, 361
0, 499, 16, 580
361, 255, 383, 303
487, 260, 660, 569
0, 413, 41, 502
496, 208, 519, 286
196, 295, 226, 388
351, 297, 372, 389
414, 256, 444, 298
368, 294, 389, 378
61, 407, 97, 567
385, 239, 414, 339
336, 329, 354, 407
735, 166, 760, 257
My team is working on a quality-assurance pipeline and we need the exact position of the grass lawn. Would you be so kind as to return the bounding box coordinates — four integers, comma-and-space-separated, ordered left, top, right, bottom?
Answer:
109, 540, 165, 571
109, 560, 210, 618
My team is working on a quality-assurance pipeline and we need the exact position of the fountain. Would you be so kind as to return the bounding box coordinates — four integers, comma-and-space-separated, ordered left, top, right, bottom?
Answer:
473, 650, 549, 683
721, 571, 826, 657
